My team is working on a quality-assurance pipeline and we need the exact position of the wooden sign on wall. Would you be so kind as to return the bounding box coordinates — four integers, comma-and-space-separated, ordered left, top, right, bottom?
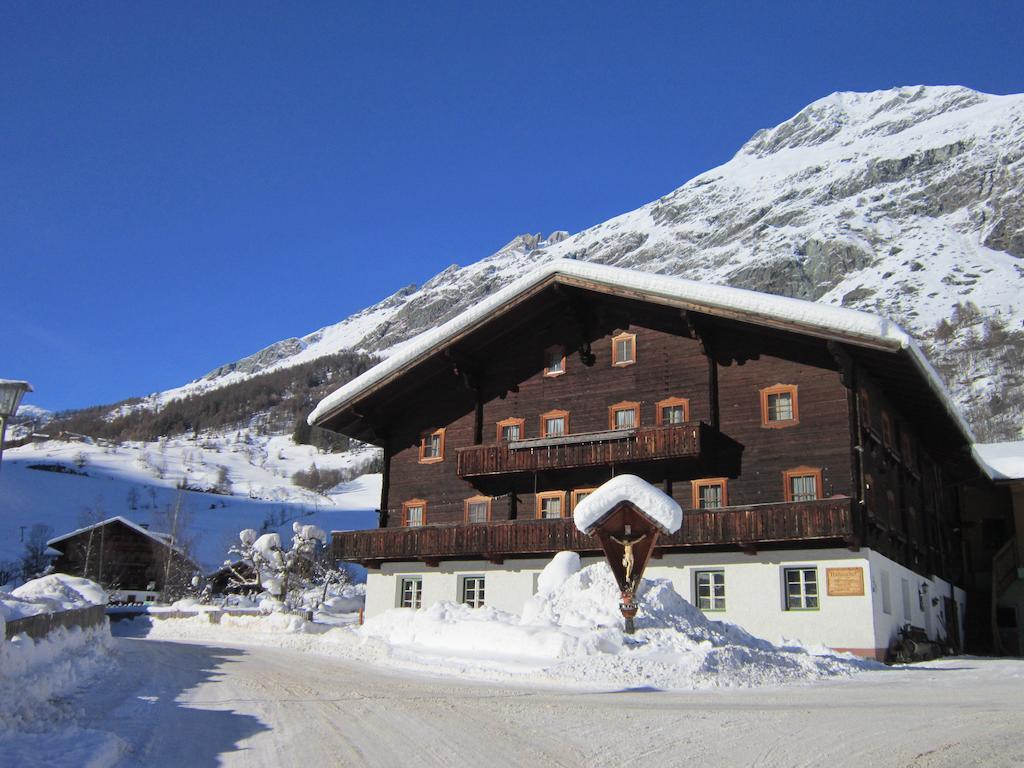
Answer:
826, 567, 865, 596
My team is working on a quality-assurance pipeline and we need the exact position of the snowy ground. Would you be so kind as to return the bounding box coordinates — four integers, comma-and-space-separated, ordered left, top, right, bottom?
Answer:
5, 629, 1023, 768
0, 436, 380, 571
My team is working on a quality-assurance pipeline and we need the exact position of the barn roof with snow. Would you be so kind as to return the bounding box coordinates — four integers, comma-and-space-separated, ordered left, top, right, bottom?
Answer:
311, 259, 978, 469
48, 515, 190, 558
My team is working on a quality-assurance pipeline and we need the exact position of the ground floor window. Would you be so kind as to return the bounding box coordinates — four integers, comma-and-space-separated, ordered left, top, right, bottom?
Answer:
784, 567, 819, 610
462, 576, 485, 608
399, 577, 422, 609
695, 570, 726, 611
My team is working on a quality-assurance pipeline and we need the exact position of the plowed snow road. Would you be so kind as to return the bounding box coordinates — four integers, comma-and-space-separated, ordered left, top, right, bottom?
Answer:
46, 636, 1024, 767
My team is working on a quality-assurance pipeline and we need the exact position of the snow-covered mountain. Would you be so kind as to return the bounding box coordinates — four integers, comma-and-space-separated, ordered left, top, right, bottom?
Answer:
93, 86, 1024, 439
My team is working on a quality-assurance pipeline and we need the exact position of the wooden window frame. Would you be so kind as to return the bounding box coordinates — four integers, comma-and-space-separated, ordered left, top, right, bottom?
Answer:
608, 400, 640, 430
418, 428, 446, 464
398, 576, 423, 609
783, 566, 819, 611
656, 396, 690, 425
402, 498, 427, 527
611, 332, 637, 367
571, 487, 597, 510
783, 466, 822, 502
536, 490, 567, 519
694, 569, 726, 612
691, 477, 729, 509
543, 345, 567, 378
464, 495, 492, 524
540, 409, 570, 438
460, 575, 486, 608
760, 384, 799, 428
496, 417, 525, 443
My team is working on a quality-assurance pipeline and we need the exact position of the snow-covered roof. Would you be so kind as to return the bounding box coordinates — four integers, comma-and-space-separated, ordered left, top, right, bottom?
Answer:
309, 259, 974, 444
573, 475, 683, 535
972, 442, 1024, 482
47, 515, 191, 559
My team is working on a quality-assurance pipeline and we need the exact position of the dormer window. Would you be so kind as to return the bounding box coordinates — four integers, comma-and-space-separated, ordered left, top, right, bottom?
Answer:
544, 345, 566, 377
760, 384, 799, 428
611, 332, 636, 367
418, 428, 445, 463
541, 409, 569, 437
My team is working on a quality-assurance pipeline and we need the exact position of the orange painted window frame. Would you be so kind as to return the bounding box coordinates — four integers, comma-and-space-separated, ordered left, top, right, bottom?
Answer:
543, 345, 567, 377
464, 495, 492, 523
402, 498, 427, 527
536, 490, 567, 519
760, 384, 799, 428
691, 478, 728, 509
418, 428, 446, 463
656, 396, 690, 425
611, 332, 637, 367
540, 409, 570, 437
783, 466, 822, 502
608, 400, 640, 430
571, 487, 597, 510
496, 417, 525, 442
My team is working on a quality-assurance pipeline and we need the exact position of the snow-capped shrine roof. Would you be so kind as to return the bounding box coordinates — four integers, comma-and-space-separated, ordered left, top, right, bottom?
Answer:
573, 475, 683, 535
47, 515, 191, 558
310, 259, 973, 444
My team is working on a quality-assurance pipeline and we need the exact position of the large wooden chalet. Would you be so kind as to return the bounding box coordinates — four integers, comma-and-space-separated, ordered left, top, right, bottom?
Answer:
312, 260, 1012, 658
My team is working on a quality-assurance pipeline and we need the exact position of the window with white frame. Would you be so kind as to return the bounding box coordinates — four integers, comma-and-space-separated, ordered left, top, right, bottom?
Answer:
399, 577, 422, 609
462, 576, 485, 608
695, 570, 726, 611
784, 567, 819, 610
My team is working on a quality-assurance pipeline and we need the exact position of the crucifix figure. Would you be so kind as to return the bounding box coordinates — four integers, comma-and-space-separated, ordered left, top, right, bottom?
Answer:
610, 533, 648, 586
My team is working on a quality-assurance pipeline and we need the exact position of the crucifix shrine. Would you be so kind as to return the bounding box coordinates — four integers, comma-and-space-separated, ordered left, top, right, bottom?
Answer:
572, 474, 683, 633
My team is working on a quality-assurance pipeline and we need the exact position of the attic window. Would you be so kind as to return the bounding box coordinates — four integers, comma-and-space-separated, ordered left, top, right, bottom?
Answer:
760, 384, 799, 428
419, 428, 445, 463
544, 345, 566, 377
611, 332, 636, 367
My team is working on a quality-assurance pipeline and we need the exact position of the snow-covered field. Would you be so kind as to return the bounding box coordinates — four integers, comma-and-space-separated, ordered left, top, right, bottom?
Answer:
0, 436, 380, 571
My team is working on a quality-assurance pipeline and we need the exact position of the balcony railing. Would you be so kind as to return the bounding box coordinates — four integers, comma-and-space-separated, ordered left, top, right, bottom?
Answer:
332, 497, 856, 565
456, 422, 708, 478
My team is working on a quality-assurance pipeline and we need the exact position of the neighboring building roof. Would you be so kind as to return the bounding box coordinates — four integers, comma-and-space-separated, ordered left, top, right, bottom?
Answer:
310, 259, 974, 445
972, 442, 1024, 482
47, 515, 191, 559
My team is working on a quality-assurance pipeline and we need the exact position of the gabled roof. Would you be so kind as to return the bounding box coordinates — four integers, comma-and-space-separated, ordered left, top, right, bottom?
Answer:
311, 259, 974, 446
47, 515, 191, 559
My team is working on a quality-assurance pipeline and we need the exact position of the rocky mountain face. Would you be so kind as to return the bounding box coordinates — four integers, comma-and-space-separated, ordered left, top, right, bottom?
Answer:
144, 86, 1024, 442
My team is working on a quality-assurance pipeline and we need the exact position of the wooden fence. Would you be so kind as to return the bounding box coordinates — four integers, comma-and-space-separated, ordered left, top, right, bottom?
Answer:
4, 604, 107, 641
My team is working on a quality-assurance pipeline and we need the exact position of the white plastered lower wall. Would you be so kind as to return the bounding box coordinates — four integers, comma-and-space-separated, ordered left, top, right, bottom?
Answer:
364, 547, 965, 658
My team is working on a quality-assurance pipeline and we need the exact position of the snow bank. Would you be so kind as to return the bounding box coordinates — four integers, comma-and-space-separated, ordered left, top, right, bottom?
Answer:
0, 623, 114, 732
572, 474, 682, 534
360, 561, 880, 689
1, 574, 107, 623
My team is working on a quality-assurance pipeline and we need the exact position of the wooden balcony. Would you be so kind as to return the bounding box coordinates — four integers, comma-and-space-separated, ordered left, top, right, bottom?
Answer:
456, 422, 708, 478
333, 497, 857, 566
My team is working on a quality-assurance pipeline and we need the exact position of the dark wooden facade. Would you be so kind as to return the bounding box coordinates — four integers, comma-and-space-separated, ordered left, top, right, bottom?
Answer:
320, 278, 993, 591
49, 518, 198, 595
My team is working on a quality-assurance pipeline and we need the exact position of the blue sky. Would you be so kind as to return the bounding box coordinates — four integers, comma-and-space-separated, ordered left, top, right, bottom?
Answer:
3, 1, 1023, 411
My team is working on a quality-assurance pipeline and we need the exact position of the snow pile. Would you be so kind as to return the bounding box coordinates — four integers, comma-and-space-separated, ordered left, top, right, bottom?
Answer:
1, 574, 107, 623
361, 560, 879, 689
572, 474, 682, 534
0, 624, 114, 733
